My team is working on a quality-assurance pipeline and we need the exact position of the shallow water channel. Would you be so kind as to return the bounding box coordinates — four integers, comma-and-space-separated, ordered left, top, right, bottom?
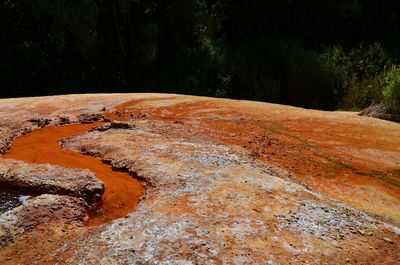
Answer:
1, 121, 145, 226
0, 188, 32, 215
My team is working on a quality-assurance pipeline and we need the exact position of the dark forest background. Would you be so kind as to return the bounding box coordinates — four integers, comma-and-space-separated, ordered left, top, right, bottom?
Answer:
1, 0, 399, 111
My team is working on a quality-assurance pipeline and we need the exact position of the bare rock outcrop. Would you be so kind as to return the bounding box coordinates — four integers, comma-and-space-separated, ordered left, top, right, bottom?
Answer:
91, 120, 136, 131
27, 118, 52, 128
77, 113, 109, 124
0, 159, 104, 204
359, 102, 400, 122
0, 194, 88, 248
0, 121, 32, 155
55, 125, 400, 265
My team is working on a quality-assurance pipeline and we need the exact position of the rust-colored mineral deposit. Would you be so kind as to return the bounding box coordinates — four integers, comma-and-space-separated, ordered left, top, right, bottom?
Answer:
0, 94, 399, 264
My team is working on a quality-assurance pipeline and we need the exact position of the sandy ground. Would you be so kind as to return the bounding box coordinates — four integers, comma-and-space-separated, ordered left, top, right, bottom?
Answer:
0, 93, 399, 264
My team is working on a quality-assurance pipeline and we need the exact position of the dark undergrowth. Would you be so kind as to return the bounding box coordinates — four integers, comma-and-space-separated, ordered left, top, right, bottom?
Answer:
1, 0, 399, 111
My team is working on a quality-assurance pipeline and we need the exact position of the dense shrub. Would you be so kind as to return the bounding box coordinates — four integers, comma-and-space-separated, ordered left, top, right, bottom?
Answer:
320, 43, 397, 111
1, 1, 399, 111
382, 66, 400, 112
221, 38, 342, 110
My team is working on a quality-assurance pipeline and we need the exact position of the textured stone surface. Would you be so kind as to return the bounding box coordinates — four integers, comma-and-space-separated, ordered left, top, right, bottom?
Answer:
105, 96, 400, 220
91, 120, 136, 131
0, 94, 399, 264
359, 102, 400, 122
43, 121, 398, 265
0, 93, 148, 155
0, 159, 104, 204
0, 194, 88, 248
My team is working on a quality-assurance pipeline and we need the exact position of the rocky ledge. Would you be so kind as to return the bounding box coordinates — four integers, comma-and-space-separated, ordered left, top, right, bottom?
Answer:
0, 159, 104, 204
0, 194, 88, 248
91, 120, 136, 131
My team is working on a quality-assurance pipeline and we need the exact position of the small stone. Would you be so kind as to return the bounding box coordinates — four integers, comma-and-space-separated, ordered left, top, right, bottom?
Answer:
358, 229, 365, 236
7, 257, 12, 260
346, 258, 350, 262
383, 237, 393, 243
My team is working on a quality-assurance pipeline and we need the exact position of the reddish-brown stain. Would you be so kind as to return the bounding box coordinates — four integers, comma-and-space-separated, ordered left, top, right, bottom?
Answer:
3, 122, 145, 226
109, 98, 400, 219
2, 96, 399, 223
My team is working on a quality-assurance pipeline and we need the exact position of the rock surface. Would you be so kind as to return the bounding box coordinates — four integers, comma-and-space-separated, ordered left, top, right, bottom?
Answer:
50, 118, 399, 265
0, 194, 88, 246
77, 113, 110, 124
0, 94, 142, 155
0, 93, 399, 264
0, 159, 104, 204
0, 194, 88, 263
359, 102, 400, 122
91, 120, 136, 131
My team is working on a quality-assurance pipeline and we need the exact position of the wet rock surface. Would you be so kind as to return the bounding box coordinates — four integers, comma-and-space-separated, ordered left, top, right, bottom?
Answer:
0, 159, 104, 204
0, 94, 399, 264
0, 121, 32, 156
0, 189, 32, 215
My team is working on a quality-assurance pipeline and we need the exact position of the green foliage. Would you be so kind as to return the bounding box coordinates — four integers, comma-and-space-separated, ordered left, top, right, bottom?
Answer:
286, 47, 342, 110
382, 66, 400, 111
320, 43, 397, 110
1, 0, 400, 111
